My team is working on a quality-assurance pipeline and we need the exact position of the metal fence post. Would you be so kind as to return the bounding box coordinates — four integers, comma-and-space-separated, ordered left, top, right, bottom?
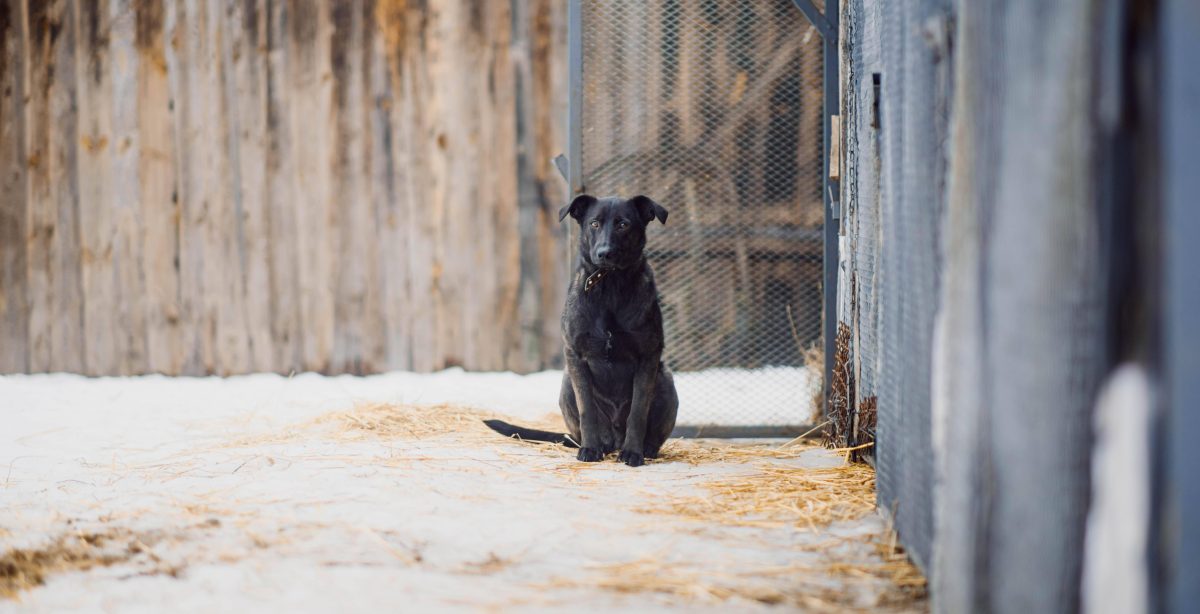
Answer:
566, 0, 584, 271
567, 0, 583, 199
823, 0, 840, 424
793, 0, 841, 422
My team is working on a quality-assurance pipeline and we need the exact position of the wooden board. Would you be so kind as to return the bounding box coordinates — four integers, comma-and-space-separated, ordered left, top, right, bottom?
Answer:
0, 0, 570, 375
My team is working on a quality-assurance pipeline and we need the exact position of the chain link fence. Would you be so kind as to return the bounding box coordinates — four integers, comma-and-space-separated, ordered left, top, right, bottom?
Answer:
872, 0, 947, 570
574, 0, 827, 429
835, 0, 951, 569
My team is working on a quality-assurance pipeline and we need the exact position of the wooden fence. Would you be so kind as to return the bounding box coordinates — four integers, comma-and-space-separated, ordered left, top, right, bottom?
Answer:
0, 0, 569, 375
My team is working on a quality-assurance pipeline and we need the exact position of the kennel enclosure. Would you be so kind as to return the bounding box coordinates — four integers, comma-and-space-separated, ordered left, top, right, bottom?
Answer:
565, 0, 839, 434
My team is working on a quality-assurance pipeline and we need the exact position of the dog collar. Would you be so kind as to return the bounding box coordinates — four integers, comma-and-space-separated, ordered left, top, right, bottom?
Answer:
584, 269, 608, 293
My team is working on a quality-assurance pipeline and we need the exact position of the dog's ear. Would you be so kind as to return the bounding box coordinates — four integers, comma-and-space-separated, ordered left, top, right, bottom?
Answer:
630, 195, 668, 225
558, 194, 597, 223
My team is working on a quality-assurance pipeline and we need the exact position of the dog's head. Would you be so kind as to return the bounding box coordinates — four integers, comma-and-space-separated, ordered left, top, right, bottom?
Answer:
558, 195, 668, 269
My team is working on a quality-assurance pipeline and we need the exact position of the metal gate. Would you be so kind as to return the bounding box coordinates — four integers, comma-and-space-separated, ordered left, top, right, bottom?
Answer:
564, 0, 837, 435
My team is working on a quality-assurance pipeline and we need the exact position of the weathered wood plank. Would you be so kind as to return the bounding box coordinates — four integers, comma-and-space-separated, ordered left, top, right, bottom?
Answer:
479, 0, 520, 371
0, 0, 28, 373
10, 0, 571, 376
509, 0, 570, 371
23, 0, 54, 372
394, 1, 438, 373
420, 1, 451, 370
419, 0, 520, 371
441, 0, 480, 369
223, 0, 274, 371
28, 0, 87, 372
354, 0, 386, 372
287, 0, 335, 373
202, 0, 250, 374
164, 0, 208, 373
370, 0, 413, 371
135, 0, 181, 374
110, 0, 150, 373
75, 0, 120, 375
329, 0, 383, 374
527, 0, 568, 369
512, 0, 541, 370
452, 0, 482, 369
167, 0, 252, 374
264, 0, 302, 373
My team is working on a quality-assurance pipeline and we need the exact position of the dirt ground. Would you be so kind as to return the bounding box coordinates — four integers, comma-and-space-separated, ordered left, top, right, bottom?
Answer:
0, 372, 926, 612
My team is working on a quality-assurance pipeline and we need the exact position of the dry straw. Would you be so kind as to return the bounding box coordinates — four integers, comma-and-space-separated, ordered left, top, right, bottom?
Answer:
315, 402, 502, 441
229, 403, 887, 536
219, 403, 887, 535
0, 529, 180, 599
642, 462, 877, 531
58, 402, 923, 609
544, 541, 926, 612
220, 402, 566, 451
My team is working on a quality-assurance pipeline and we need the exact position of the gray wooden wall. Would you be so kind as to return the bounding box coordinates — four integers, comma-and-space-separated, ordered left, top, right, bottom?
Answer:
0, 0, 570, 376
837, 0, 1192, 612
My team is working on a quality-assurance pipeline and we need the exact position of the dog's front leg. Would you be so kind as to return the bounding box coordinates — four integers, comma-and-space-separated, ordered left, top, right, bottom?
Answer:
566, 351, 608, 462
619, 353, 660, 467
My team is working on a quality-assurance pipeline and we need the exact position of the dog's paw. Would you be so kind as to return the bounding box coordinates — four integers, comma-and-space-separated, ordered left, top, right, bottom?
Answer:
618, 449, 645, 467
577, 447, 604, 463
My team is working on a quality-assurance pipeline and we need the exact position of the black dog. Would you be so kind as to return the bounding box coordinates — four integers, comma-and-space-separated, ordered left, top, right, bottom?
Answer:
484, 195, 679, 467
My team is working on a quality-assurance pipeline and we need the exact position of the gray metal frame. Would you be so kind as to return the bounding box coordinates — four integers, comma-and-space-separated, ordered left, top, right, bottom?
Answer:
814, 0, 840, 425
792, 0, 840, 424
567, 0, 584, 199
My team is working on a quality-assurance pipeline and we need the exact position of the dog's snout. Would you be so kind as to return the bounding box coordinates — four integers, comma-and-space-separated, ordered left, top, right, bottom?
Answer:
595, 245, 613, 262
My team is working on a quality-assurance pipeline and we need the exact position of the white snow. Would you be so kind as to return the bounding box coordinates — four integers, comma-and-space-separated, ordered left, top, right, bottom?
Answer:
673, 366, 821, 426
0, 370, 905, 613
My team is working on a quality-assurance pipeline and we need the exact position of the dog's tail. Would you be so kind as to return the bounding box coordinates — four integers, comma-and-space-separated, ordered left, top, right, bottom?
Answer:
482, 419, 579, 448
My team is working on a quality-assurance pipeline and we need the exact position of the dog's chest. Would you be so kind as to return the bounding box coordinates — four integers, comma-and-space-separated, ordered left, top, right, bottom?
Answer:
582, 308, 640, 361
579, 309, 639, 408
564, 268, 659, 362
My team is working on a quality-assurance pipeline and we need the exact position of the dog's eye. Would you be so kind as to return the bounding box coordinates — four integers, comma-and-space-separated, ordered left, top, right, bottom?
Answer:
590, 220, 600, 229
617, 221, 629, 230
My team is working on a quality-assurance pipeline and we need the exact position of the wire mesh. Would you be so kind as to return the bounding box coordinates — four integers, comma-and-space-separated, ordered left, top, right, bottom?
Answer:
871, 0, 948, 571
578, 0, 826, 427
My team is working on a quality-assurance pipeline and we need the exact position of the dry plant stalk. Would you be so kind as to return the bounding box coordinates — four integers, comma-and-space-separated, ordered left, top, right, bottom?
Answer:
457, 552, 516, 575
789, 304, 827, 425
870, 536, 929, 593
824, 321, 857, 450
802, 341, 827, 426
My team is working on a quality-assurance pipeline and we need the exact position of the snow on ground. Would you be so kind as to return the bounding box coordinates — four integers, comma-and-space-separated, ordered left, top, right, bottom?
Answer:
674, 367, 821, 426
0, 371, 922, 613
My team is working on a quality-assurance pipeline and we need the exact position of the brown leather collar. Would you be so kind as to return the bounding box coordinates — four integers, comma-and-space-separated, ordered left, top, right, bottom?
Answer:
583, 268, 608, 293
